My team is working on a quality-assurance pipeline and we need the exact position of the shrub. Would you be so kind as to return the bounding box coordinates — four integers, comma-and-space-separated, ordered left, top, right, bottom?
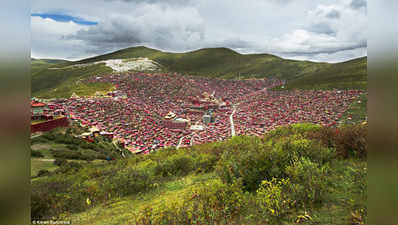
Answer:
256, 178, 295, 223
42, 131, 56, 141
308, 124, 367, 159
53, 158, 67, 166
37, 169, 50, 177
154, 153, 194, 177
55, 161, 83, 174
101, 168, 153, 198
31, 150, 44, 158
215, 136, 272, 191
31, 136, 48, 144
51, 149, 96, 160
285, 157, 333, 207
334, 124, 367, 159
68, 144, 78, 151
31, 180, 70, 219
193, 153, 218, 173
216, 135, 333, 192
265, 123, 321, 141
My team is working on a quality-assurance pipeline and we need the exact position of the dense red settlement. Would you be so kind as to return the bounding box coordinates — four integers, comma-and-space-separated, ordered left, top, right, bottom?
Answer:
48, 72, 364, 154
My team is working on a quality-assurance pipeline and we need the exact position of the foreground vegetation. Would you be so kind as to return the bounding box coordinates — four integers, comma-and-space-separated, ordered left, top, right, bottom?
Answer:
30, 127, 129, 178
31, 123, 367, 224
32, 46, 367, 98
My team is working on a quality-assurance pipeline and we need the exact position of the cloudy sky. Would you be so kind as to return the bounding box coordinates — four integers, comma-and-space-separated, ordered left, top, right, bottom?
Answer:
31, 0, 367, 62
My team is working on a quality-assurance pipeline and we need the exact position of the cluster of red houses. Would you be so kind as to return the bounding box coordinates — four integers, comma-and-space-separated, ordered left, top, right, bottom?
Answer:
32, 72, 364, 154
233, 89, 365, 136
31, 100, 69, 133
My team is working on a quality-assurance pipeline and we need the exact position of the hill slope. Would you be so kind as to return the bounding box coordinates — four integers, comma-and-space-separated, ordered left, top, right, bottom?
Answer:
32, 46, 367, 98
31, 58, 70, 75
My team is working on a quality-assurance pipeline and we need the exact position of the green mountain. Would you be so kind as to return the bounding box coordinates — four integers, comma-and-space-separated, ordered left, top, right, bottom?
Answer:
31, 58, 71, 76
32, 46, 367, 98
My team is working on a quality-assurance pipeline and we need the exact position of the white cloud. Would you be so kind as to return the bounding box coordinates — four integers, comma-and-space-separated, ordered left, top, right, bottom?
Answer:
31, 16, 93, 59
31, 0, 367, 62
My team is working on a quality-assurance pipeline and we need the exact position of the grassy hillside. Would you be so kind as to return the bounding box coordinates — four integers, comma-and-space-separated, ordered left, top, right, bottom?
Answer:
74, 46, 330, 80
31, 123, 367, 224
32, 46, 367, 98
286, 57, 367, 90
31, 58, 70, 76
32, 63, 114, 98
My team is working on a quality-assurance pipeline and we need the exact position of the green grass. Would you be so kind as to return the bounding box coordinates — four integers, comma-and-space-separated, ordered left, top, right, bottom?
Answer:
32, 46, 367, 98
63, 172, 218, 225
31, 158, 57, 177
31, 58, 70, 77
32, 63, 113, 98
340, 93, 368, 124
286, 57, 367, 90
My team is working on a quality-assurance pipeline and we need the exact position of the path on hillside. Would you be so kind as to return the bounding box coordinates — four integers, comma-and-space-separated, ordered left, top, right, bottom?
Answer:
229, 87, 269, 137
33, 158, 55, 162
230, 105, 237, 137
177, 136, 184, 149
190, 133, 200, 146
112, 140, 126, 158
31, 134, 43, 139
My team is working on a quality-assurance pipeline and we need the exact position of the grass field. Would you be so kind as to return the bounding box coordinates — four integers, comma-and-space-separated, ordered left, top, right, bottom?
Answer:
31, 158, 57, 177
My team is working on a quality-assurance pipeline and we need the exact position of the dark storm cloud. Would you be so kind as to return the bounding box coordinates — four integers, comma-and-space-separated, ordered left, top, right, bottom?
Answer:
66, 7, 205, 54
326, 9, 341, 19
350, 0, 367, 9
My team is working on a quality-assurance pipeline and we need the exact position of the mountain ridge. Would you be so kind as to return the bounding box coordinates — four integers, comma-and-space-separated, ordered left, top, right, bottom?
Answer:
31, 46, 367, 98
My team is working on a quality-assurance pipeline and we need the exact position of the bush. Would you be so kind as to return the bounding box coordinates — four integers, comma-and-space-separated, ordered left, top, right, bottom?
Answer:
285, 157, 333, 207
51, 149, 94, 160
101, 168, 153, 197
193, 153, 218, 173
55, 161, 83, 174
216, 135, 333, 192
256, 178, 295, 223
31, 136, 48, 144
42, 131, 56, 141
37, 169, 50, 177
265, 123, 321, 141
31, 180, 70, 219
31, 150, 44, 158
68, 144, 78, 150
154, 153, 194, 177
215, 136, 272, 191
308, 124, 367, 159
53, 158, 67, 166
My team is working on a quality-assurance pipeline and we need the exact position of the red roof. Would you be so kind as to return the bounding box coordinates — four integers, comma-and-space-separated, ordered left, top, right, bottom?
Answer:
31, 101, 46, 107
